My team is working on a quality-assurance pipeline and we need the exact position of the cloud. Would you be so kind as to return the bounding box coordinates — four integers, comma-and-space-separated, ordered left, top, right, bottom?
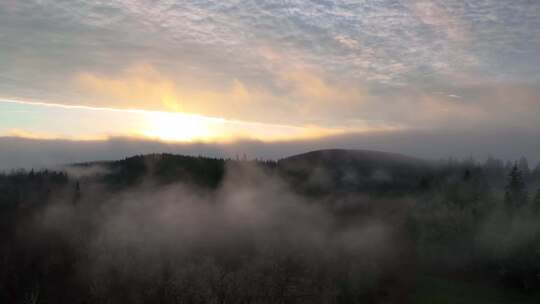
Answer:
334, 35, 360, 50
2, 125, 540, 171
409, 0, 469, 43
76, 64, 251, 114
0, 0, 539, 130
4, 128, 58, 140
74, 60, 369, 127
0, 98, 354, 143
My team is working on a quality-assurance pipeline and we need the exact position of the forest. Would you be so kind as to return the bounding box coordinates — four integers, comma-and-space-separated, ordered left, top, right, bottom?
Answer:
1, 149, 540, 303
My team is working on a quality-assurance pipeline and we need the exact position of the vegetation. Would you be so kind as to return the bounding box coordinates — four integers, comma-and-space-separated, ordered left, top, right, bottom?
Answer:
1, 150, 540, 303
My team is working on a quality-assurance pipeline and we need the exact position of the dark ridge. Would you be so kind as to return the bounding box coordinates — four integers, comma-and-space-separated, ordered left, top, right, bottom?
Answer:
99, 153, 227, 189
278, 149, 432, 195
281, 149, 427, 165
66, 150, 433, 193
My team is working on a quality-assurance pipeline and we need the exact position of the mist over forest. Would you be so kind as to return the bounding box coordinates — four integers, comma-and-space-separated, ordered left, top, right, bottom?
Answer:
1, 150, 540, 303
2, 0, 540, 303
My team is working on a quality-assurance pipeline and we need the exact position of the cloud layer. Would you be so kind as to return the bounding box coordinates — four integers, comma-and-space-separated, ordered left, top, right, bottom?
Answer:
1, 0, 539, 131
2, 125, 539, 172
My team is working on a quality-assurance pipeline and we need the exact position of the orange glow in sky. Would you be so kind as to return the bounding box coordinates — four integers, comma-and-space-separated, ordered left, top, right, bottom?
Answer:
0, 98, 368, 142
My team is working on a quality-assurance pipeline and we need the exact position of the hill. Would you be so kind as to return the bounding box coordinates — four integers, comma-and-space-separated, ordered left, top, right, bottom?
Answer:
1, 150, 540, 303
278, 149, 432, 195
66, 149, 434, 195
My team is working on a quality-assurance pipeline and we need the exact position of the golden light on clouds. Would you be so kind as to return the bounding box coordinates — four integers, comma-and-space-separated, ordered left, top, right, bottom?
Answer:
0, 98, 354, 143
67, 58, 377, 143
137, 110, 350, 143
258, 46, 365, 103
76, 65, 187, 112
2, 55, 399, 143
76, 64, 252, 116
5, 129, 59, 140
75, 58, 366, 125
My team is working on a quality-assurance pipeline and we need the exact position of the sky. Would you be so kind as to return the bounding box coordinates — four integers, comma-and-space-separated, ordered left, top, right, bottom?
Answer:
1, 0, 539, 165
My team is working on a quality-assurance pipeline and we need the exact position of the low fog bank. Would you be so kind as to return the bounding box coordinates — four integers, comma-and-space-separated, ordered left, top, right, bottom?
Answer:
1, 127, 540, 170
2, 162, 415, 303
2, 154, 540, 303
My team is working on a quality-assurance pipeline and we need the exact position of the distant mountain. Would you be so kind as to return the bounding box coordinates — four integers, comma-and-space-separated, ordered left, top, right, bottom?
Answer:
66, 149, 434, 194
278, 149, 432, 195
72, 153, 227, 189
280, 149, 426, 168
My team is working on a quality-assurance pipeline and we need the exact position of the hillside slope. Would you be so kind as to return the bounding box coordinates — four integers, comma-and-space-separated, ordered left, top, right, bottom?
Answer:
278, 149, 432, 195
66, 149, 437, 195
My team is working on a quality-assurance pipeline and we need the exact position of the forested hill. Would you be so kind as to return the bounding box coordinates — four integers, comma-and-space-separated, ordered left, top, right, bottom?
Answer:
2, 150, 540, 303
62, 149, 432, 195
277, 149, 432, 195
2, 149, 539, 199
65, 149, 540, 196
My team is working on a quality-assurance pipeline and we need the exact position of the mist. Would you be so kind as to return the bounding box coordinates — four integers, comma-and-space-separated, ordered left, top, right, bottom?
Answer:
5, 161, 413, 303
2, 1, 540, 302
2, 148, 540, 303
1, 126, 539, 171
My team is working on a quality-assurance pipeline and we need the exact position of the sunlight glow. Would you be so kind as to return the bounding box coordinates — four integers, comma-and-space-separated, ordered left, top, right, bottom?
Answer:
0, 98, 364, 142
140, 112, 219, 142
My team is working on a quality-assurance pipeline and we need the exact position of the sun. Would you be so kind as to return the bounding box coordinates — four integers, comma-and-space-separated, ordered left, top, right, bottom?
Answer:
140, 111, 217, 142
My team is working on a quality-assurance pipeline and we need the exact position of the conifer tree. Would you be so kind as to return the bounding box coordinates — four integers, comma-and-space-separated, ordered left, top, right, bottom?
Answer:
504, 165, 528, 212
533, 188, 540, 213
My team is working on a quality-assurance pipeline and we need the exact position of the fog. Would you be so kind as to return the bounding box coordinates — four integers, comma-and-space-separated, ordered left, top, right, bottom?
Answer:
3, 150, 540, 303
2, 126, 540, 171
10, 162, 412, 303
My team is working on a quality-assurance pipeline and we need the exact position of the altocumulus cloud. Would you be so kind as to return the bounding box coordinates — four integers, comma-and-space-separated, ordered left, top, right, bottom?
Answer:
1, 0, 539, 131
